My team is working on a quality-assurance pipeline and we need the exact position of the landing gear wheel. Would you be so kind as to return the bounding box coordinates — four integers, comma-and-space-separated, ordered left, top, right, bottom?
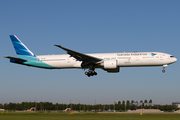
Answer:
162, 69, 165, 73
85, 72, 88, 75
85, 70, 97, 77
88, 71, 92, 75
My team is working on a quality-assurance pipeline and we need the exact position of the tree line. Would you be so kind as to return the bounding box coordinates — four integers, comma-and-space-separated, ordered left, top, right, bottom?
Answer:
0, 99, 178, 112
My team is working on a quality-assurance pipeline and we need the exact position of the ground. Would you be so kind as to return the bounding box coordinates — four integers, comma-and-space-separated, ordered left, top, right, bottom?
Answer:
0, 112, 180, 120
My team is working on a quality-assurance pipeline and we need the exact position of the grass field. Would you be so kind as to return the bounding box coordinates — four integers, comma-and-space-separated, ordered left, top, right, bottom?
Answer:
0, 112, 180, 120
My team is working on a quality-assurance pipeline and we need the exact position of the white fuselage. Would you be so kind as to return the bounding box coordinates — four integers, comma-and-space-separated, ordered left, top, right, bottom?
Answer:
36, 52, 177, 69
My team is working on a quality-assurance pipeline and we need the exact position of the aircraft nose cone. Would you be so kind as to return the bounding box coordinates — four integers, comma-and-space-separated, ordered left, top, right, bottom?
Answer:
170, 57, 177, 64
175, 58, 177, 62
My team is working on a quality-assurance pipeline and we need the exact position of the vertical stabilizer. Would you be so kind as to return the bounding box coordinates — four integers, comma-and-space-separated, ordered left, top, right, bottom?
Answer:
10, 35, 35, 57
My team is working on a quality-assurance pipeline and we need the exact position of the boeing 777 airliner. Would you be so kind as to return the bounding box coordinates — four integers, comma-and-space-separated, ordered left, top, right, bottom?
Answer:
4, 35, 177, 77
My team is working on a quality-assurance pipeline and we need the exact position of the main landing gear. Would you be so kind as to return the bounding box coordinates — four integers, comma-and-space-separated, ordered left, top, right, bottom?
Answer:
162, 64, 168, 73
85, 70, 97, 77
84, 64, 97, 77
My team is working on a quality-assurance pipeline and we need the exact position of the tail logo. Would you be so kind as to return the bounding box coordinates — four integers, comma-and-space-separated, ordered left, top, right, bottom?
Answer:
10, 35, 35, 56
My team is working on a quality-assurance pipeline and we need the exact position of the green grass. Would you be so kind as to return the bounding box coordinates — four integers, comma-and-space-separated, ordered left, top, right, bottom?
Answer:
0, 112, 180, 120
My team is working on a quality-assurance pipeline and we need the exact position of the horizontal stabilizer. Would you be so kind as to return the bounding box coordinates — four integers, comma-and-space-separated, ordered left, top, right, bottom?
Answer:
4, 56, 28, 62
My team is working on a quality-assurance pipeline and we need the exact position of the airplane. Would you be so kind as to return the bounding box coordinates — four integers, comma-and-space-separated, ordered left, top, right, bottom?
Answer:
4, 35, 177, 77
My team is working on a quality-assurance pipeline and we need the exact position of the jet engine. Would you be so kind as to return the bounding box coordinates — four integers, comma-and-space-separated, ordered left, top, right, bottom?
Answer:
103, 59, 119, 73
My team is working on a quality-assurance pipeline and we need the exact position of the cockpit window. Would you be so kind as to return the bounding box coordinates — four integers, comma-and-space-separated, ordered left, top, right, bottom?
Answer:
170, 56, 174, 58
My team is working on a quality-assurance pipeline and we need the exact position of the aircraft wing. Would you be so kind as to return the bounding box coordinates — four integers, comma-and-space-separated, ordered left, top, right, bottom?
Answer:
54, 45, 102, 63
4, 56, 28, 62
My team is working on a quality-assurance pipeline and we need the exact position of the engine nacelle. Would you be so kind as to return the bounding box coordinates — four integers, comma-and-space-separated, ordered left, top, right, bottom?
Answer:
103, 59, 119, 73
104, 59, 117, 69
104, 67, 119, 73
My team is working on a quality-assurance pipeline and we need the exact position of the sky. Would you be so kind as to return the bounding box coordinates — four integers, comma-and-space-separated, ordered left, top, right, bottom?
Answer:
0, 0, 180, 105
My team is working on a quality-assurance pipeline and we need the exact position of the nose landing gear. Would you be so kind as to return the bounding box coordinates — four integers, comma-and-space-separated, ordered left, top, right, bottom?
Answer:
162, 64, 168, 73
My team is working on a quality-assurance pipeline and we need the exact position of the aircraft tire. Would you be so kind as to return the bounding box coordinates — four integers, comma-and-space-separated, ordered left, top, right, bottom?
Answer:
85, 72, 88, 75
94, 72, 97, 75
